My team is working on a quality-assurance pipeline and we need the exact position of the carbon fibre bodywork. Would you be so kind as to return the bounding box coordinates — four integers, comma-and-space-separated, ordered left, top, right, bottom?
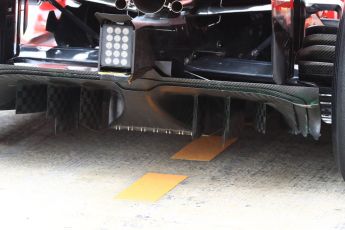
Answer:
0, 64, 320, 138
0, 0, 342, 141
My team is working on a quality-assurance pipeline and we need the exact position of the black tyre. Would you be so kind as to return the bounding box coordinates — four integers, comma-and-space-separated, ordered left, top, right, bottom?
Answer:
299, 26, 339, 84
297, 45, 335, 63
299, 61, 333, 85
303, 34, 337, 47
306, 25, 338, 36
334, 14, 345, 180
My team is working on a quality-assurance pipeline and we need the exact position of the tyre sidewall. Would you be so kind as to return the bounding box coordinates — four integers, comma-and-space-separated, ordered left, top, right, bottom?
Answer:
334, 13, 345, 179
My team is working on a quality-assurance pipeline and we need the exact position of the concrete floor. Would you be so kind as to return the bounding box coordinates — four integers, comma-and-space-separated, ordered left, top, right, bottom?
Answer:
0, 111, 345, 230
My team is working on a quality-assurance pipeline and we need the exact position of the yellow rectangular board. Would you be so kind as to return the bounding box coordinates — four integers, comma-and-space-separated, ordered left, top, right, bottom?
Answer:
171, 136, 238, 161
116, 173, 188, 202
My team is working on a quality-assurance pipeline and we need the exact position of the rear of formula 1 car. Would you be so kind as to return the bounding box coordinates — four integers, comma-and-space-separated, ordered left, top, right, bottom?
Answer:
1, 0, 345, 180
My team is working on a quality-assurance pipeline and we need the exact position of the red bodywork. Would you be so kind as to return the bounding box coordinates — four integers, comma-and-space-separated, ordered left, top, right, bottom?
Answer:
21, 0, 66, 46
39, 0, 66, 10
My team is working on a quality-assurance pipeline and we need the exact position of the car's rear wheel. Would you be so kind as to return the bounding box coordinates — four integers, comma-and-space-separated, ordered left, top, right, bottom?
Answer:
334, 14, 345, 181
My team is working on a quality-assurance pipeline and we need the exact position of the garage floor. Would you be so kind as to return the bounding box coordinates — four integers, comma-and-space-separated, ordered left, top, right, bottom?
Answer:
0, 111, 345, 230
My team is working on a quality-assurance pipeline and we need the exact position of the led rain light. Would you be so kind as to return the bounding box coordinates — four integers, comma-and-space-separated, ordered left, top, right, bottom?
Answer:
100, 24, 134, 70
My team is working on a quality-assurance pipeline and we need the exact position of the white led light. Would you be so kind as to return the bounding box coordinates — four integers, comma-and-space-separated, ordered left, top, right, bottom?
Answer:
121, 51, 128, 58
122, 36, 129, 43
115, 27, 121, 34
122, 28, 129, 35
106, 42, 112, 49
113, 50, 120, 57
105, 50, 112, 56
122, 44, 128, 50
107, 27, 114, 34
114, 35, 121, 42
102, 25, 132, 68
105, 58, 111, 64
106, 35, 113, 41
114, 43, 121, 50
121, 59, 128, 66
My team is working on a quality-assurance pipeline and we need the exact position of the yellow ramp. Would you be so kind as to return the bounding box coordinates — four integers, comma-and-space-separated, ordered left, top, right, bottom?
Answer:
116, 173, 188, 202
171, 136, 238, 161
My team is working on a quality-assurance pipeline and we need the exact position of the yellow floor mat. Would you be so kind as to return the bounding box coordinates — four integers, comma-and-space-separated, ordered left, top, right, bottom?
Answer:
171, 136, 238, 161
116, 173, 188, 202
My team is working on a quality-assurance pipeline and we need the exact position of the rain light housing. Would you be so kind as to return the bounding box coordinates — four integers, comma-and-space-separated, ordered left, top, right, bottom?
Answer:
99, 23, 134, 72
